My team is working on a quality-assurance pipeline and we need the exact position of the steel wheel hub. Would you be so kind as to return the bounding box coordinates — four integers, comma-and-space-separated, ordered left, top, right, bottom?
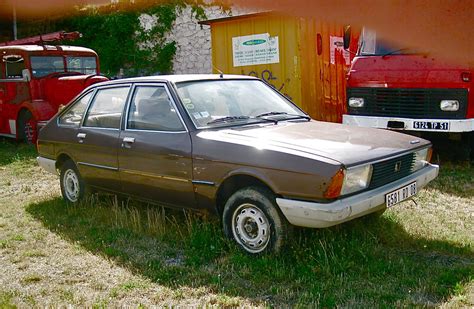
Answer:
64, 169, 80, 202
232, 203, 270, 253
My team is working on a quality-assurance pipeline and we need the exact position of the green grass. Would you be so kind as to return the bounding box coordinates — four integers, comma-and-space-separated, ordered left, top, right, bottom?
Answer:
24, 189, 473, 306
0, 139, 36, 167
1, 137, 473, 306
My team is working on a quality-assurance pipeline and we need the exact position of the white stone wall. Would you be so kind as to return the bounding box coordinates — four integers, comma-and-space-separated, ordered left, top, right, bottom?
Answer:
139, 6, 255, 74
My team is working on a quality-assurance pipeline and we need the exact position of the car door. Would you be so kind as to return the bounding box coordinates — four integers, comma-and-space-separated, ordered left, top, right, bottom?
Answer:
74, 85, 131, 192
118, 83, 195, 208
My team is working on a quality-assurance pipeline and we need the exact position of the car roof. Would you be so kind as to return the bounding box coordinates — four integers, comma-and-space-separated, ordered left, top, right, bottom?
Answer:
89, 74, 259, 89
117, 74, 257, 83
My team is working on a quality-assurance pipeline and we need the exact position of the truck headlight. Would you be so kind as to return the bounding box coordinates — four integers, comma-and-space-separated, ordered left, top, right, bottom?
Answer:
440, 100, 459, 111
412, 147, 432, 171
341, 164, 373, 195
348, 97, 365, 108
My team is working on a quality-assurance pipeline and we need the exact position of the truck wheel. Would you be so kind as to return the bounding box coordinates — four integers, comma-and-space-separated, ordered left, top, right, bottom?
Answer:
60, 160, 88, 204
222, 187, 290, 255
19, 110, 37, 144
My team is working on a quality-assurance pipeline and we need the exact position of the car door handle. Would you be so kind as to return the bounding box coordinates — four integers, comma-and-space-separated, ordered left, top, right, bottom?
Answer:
77, 133, 86, 143
122, 137, 135, 148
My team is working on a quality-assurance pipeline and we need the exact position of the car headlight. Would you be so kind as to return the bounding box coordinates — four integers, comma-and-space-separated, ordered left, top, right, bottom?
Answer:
341, 164, 373, 195
412, 147, 432, 171
348, 97, 365, 108
440, 100, 459, 111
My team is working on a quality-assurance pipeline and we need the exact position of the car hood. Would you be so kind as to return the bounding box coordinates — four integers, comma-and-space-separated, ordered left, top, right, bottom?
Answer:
198, 120, 430, 166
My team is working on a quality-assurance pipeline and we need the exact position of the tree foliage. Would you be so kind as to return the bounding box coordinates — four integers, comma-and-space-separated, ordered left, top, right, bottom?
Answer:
55, 0, 228, 77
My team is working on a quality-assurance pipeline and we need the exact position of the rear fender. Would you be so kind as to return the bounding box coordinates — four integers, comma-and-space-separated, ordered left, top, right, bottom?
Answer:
18, 100, 57, 122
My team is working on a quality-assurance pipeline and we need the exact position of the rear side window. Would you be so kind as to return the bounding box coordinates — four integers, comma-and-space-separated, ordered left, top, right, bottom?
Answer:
127, 86, 185, 132
83, 87, 129, 129
59, 92, 93, 126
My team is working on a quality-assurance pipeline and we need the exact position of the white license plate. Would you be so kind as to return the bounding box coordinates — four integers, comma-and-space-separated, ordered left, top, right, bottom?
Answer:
385, 182, 417, 207
413, 121, 449, 130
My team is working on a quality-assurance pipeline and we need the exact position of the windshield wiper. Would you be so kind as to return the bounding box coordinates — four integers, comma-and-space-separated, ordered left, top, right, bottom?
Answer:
256, 111, 310, 121
207, 116, 250, 125
382, 48, 408, 58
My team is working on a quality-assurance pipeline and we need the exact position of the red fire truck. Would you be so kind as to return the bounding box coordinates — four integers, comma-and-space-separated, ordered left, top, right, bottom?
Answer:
0, 31, 108, 143
342, 27, 474, 156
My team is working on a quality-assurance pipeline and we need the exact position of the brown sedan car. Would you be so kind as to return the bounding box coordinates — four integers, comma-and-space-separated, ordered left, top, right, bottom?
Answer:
37, 75, 439, 254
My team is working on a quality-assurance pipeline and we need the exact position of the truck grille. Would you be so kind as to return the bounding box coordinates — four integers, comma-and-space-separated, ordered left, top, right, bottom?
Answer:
369, 153, 415, 189
347, 88, 468, 119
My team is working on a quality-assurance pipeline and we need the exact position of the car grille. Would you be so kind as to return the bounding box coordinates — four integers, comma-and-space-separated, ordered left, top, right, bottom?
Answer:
369, 153, 415, 189
347, 88, 468, 119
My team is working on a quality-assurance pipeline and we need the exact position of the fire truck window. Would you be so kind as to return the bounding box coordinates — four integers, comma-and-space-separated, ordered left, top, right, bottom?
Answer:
5, 56, 25, 79
83, 87, 130, 129
67, 56, 97, 75
30, 56, 65, 77
59, 92, 93, 127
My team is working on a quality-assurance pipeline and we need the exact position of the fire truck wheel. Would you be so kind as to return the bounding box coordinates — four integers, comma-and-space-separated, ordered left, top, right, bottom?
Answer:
19, 110, 37, 144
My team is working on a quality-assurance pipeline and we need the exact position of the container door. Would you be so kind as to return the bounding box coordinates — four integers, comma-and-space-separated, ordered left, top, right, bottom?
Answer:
118, 84, 195, 208
75, 85, 130, 192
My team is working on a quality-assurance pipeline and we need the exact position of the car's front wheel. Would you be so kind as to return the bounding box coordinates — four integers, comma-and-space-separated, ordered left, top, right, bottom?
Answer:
60, 160, 88, 203
222, 187, 290, 255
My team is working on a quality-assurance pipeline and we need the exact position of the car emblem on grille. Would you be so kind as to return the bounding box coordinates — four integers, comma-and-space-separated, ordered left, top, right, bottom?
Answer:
394, 161, 402, 172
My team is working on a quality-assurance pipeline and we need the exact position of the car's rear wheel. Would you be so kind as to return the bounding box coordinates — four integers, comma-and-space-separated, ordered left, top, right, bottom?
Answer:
222, 187, 290, 255
60, 160, 88, 203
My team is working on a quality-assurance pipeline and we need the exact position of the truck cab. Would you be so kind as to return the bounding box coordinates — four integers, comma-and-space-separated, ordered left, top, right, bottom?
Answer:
342, 28, 474, 155
0, 32, 108, 143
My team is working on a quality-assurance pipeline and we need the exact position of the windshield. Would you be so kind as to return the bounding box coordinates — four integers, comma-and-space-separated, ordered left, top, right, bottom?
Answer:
30, 55, 98, 78
175, 79, 306, 128
30, 56, 65, 77
358, 28, 414, 56
67, 56, 97, 74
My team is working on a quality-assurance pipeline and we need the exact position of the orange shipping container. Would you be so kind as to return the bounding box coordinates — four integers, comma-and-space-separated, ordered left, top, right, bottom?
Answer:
200, 12, 358, 123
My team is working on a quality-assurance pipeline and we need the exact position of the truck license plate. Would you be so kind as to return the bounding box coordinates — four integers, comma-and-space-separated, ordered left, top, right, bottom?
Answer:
413, 121, 449, 130
385, 182, 417, 207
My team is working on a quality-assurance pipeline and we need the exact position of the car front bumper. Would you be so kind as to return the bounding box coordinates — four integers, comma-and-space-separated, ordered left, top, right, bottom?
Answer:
276, 163, 439, 228
342, 115, 474, 133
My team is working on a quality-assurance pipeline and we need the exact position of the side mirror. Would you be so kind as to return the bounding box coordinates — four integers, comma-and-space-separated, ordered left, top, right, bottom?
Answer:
22, 69, 31, 82
343, 25, 351, 50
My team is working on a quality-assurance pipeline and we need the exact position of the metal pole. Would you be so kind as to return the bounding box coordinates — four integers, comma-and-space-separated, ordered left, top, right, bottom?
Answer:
13, 3, 17, 40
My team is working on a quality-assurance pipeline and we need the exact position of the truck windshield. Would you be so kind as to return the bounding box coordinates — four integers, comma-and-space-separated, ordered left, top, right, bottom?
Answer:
30, 56, 65, 77
358, 28, 414, 56
66, 56, 97, 74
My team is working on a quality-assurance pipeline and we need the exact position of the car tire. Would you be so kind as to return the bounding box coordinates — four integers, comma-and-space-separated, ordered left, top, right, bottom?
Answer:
222, 186, 290, 255
60, 160, 88, 204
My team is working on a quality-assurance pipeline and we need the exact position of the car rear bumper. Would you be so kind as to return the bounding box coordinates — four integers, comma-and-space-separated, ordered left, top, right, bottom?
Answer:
276, 163, 439, 228
342, 115, 474, 133
37, 156, 58, 175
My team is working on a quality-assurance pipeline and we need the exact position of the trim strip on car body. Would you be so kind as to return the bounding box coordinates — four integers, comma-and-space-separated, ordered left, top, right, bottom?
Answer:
191, 180, 215, 186
120, 168, 189, 183
77, 162, 118, 171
